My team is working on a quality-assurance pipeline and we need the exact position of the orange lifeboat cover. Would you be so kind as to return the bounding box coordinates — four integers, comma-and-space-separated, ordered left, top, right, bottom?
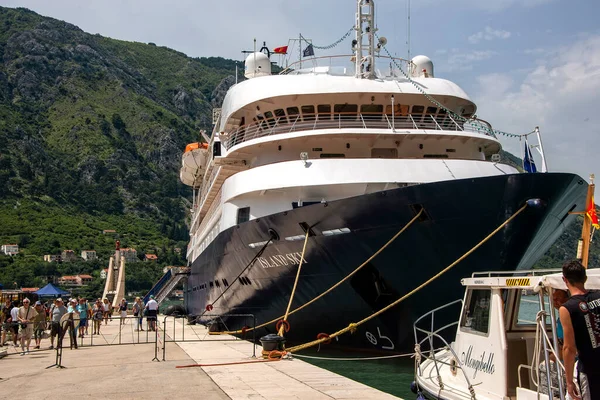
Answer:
185, 142, 208, 153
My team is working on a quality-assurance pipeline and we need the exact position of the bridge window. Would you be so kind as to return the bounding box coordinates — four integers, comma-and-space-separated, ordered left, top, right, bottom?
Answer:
286, 106, 300, 118
274, 108, 287, 123
237, 207, 250, 224
361, 104, 383, 116
460, 289, 491, 335
301, 105, 315, 121
264, 111, 276, 128
317, 104, 331, 120
223, 279, 229, 287
334, 104, 358, 119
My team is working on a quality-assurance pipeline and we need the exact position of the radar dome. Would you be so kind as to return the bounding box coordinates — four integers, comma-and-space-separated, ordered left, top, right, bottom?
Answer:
244, 52, 272, 79
410, 55, 434, 78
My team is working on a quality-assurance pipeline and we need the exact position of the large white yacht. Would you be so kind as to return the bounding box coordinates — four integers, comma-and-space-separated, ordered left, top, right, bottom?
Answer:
179, 0, 586, 350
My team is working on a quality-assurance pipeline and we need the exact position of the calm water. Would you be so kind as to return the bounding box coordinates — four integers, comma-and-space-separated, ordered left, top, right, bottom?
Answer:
298, 348, 416, 398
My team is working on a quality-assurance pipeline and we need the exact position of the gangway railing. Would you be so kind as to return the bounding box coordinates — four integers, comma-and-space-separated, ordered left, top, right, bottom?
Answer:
144, 267, 190, 304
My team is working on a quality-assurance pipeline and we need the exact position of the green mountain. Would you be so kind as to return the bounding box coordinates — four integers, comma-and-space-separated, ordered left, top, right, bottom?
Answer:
0, 7, 595, 296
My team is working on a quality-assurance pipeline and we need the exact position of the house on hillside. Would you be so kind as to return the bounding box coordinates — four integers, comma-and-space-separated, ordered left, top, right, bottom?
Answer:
58, 274, 93, 286
145, 254, 158, 262
1, 244, 19, 256
81, 250, 97, 261
100, 269, 108, 279
119, 248, 138, 263
102, 229, 116, 235
61, 250, 77, 262
43, 254, 61, 263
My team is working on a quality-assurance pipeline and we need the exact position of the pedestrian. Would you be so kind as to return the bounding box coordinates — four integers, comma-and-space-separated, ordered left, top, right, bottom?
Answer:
32, 301, 47, 349
145, 295, 158, 332
77, 298, 88, 338
92, 300, 103, 335
1, 298, 13, 346
10, 300, 19, 347
66, 298, 80, 349
17, 298, 37, 355
49, 298, 67, 350
102, 298, 111, 324
560, 260, 600, 400
119, 298, 128, 325
132, 297, 144, 331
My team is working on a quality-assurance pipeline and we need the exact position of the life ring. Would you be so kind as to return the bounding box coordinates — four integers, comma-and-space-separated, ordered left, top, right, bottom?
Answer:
205, 304, 213, 312
316, 333, 332, 345
276, 319, 290, 333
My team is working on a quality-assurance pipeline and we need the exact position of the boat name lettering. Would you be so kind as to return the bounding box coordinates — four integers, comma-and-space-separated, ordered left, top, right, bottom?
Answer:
257, 252, 307, 269
474, 280, 484, 284
461, 345, 495, 379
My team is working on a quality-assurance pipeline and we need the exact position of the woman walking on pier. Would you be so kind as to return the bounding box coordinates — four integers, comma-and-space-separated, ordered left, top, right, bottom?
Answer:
132, 297, 144, 331
92, 300, 103, 335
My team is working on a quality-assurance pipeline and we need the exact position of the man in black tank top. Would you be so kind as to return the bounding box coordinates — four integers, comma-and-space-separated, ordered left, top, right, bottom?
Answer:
560, 260, 600, 400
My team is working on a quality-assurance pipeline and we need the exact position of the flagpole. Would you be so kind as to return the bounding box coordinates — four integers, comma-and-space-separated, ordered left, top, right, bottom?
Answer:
535, 126, 548, 173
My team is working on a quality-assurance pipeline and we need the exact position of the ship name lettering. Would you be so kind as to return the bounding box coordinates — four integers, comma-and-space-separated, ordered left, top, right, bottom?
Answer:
460, 345, 495, 379
258, 252, 307, 269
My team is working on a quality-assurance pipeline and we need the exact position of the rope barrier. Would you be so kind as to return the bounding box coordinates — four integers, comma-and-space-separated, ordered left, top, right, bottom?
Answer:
209, 208, 423, 335
286, 203, 529, 353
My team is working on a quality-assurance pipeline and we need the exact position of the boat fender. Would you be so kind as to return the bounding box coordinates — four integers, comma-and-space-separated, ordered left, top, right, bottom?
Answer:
410, 381, 419, 394
276, 319, 290, 333
206, 304, 213, 312
316, 333, 332, 345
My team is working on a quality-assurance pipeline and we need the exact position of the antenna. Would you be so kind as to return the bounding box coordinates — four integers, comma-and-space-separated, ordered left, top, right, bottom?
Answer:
407, 0, 411, 61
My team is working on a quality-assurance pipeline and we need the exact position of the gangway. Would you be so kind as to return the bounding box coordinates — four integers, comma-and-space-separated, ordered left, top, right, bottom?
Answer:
144, 267, 190, 304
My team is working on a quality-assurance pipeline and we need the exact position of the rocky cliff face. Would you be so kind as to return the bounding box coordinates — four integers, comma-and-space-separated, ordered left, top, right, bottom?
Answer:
0, 7, 238, 223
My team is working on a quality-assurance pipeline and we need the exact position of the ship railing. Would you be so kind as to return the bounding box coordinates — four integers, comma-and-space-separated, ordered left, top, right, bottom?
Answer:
221, 113, 496, 150
278, 54, 412, 76
471, 268, 562, 278
413, 300, 477, 391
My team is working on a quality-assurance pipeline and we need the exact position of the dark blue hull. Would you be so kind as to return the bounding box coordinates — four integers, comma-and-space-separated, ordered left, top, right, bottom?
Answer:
185, 173, 586, 351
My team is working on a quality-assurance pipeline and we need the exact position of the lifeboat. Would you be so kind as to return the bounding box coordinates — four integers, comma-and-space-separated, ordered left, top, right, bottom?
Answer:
179, 142, 209, 188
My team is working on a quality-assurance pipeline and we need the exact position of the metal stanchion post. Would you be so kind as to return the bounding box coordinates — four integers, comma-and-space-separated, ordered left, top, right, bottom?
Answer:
252, 314, 256, 358
118, 317, 122, 345
152, 319, 159, 362
163, 316, 168, 361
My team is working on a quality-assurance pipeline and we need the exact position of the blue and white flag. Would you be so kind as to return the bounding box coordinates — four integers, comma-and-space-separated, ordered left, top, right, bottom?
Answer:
523, 140, 537, 173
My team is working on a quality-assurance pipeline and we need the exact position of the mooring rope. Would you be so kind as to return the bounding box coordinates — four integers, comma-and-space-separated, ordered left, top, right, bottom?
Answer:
286, 203, 528, 353
209, 208, 424, 335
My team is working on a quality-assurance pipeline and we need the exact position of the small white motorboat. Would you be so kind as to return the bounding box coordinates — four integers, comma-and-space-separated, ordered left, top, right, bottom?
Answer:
413, 268, 600, 400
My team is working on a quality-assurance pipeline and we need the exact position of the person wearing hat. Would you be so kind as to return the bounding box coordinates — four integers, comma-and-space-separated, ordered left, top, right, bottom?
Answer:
32, 301, 47, 349
49, 298, 67, 349
65, 298, 80, 349
17, 298, 37, 355
145, 295, 158, 331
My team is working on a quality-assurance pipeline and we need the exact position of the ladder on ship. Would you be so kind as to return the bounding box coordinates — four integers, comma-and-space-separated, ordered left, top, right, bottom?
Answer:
144, 267, 190, 304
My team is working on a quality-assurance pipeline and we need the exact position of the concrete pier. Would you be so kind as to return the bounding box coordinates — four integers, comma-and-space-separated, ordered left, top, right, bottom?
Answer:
0, 316, 401, 400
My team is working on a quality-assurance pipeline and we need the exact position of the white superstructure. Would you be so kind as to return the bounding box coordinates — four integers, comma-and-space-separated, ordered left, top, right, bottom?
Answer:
181, 0, 519, 263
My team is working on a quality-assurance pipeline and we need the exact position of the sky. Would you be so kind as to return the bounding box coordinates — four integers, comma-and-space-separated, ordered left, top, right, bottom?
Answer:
2, 0, 599, 181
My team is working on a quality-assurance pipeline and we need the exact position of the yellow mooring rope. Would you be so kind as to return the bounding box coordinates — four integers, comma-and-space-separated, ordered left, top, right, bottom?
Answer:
286, 203, 528, 353
278, 230, 310, 336
209, 207, 424, 335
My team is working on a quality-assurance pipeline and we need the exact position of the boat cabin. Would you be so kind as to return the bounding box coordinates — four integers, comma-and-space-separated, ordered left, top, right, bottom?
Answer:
414, 268, 600, 400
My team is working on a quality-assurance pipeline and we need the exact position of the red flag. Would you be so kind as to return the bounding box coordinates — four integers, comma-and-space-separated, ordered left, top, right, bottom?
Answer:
587, 196, 600, 229
273, 46, 288, 54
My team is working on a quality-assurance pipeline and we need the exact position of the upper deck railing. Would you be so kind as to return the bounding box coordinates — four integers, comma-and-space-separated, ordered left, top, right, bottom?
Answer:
221, 113, 496, 150
279, 54, 413, 77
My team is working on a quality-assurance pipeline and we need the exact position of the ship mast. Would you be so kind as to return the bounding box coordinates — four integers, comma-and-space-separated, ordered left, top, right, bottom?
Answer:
354, 0, 376, 79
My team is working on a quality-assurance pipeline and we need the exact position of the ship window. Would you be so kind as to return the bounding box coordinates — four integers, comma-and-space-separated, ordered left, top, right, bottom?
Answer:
215, 280, 221, 288
411, 105, 424, 115
460, 289, 491, 335
292, 201, 321, 209
223, 279, 229, 287
361, 104, 383, 115
274, 108, 287, 123
301, 105, 315, 121
317, 104, 331, 120
334, 104, 357, 114
426, 106, 437, 114
320, 153, 345, 158
287, 106, 299, 116
209, 281, 214, 288
237, 207, 250, 224
263, 111, 276, 128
